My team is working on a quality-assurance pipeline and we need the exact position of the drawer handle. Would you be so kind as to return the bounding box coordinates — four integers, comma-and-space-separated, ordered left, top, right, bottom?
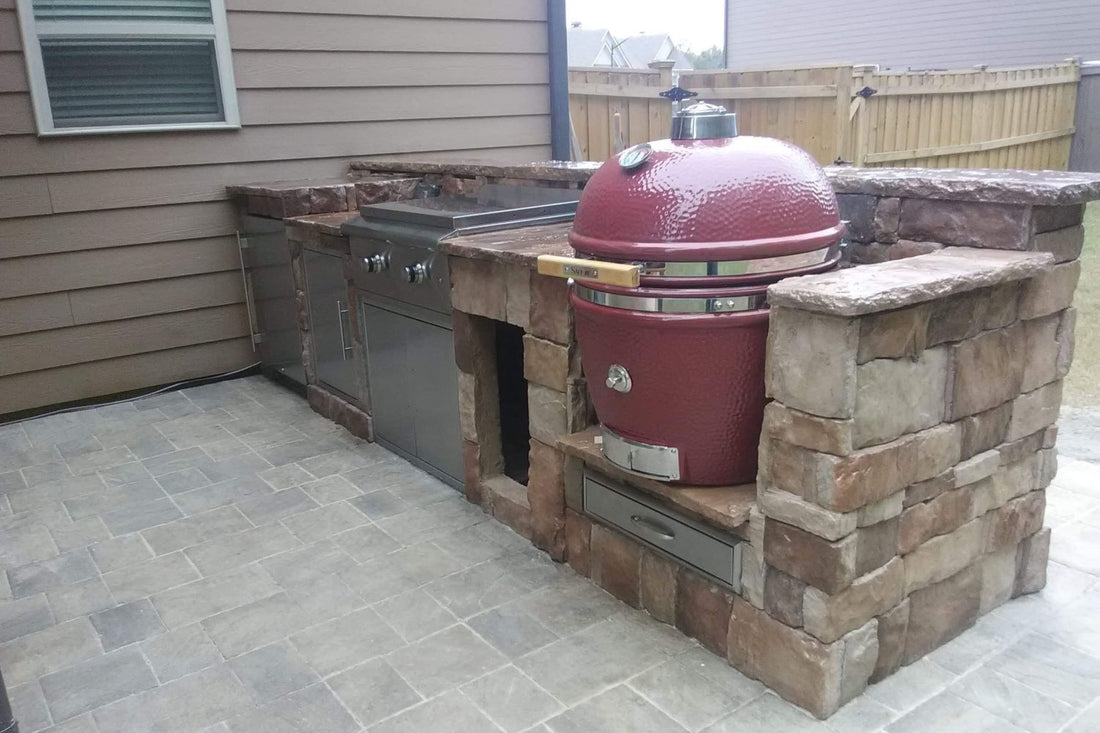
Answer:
630, 514, 675, 541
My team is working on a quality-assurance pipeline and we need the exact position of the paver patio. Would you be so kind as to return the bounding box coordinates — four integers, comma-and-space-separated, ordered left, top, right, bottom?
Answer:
0, 376, 1097, 732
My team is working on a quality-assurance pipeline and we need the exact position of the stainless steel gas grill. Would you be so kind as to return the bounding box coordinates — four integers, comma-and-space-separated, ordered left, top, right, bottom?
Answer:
343, 184, 581, 488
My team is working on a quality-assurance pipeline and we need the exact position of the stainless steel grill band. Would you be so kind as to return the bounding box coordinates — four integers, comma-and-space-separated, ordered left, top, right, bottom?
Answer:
580, 242, 839, 279
574, 284, 768, 314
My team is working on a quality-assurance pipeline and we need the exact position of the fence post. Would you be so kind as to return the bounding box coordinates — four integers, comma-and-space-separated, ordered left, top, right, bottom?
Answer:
834, 65, 854, 163
853, 64, 876, 166
649, 60, 677, 139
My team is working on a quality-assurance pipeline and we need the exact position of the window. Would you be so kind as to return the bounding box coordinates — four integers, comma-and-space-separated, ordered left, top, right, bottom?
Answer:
16, 0, 239, 136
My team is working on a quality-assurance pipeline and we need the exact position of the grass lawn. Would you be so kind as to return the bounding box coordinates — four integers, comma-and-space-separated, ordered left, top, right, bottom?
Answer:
1062, 202, 1100, 407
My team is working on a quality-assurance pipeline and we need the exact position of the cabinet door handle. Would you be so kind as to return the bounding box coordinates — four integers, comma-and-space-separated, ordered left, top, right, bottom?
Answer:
336, 299, 352, 360
630, 514, 675, 541
236, 232, 259, 352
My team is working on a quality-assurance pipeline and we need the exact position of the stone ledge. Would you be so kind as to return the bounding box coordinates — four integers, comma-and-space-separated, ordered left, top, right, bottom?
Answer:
348, 159, 601, 182
557, 426, 755, 535
768, 248, 1053, 317
825, 167, 1100, 206
440, 222, 573, 270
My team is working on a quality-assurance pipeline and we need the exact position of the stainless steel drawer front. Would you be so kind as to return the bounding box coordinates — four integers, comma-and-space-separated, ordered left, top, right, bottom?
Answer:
583, 472, 741, 591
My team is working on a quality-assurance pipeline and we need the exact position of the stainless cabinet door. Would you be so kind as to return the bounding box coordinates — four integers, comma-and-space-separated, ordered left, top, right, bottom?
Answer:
304, 249, 359, 400
360, 301, 417, 457
405, 316, 464, 483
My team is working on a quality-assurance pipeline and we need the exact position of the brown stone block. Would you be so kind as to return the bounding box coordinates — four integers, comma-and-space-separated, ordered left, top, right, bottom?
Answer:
998, 430, 1045, 467
529, 274, 572, 345
873, 197, 901, 242
1019, 261, 1081, 320
1032, 204, 1084, 233
1031, 225, 1085, 263
504, 265, 531, 329
563, 455, 583, 511
487, 477, 533, 540
903, 517, 984, 594
857, 492, 904, 527
838, 194, 878, 242
856, 517, 899, 576
824, 438, 910, 513
887, 240, 944, 260
450, 257, 507, 321
308, 185, 351, 214
1042, 425, 1058, 449
522, 334, 572, 392
727, 596, 864, 718
803, 557, 904, 644
640, 551, 678, 624
758, 487, 857, 542
462, 441, 483, 507
1057, 308, 1077, 379
762, 402, 854, 456
527, 440, 566, 559
958, 402, 1013, 460
906, 422, 963, 485
528, 384, 568, 444
1020, 314, 1060, 393
452, 310, 494, 376
854, 347, 949, 447
1014, 526, 1050, 596
565, 376, 592, 434
353, 177, 419, 206
979, 546, 1017, 613
591, 523, 642, 607
955, 449, 1000, 487
764, 520, 858, 595
676, 568, 734, 656
857, 304, 931, 363
1038, 449, 1057, 489
948, 325, 1026, 420
986, 490, 1045, 553
764, 566, 806, 627
870, 598, 909, 683
1006, 381, 1063, 442
904, 470, 955, 507
898, 199, 1031, 249
839, 620, 879, 704
898, 486, 974, 555
564, 509, 592, 577
903, 565, 981, 664
927, 284, 1019, 347
849, 242, 891, 264
766, 307, 859, 419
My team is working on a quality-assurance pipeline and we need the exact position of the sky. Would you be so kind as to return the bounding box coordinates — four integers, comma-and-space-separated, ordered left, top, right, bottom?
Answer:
564, 0, 726, 53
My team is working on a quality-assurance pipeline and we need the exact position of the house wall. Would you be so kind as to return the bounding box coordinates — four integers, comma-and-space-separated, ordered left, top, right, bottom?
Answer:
725, 0, 1100, 70
0, 0, 553, 416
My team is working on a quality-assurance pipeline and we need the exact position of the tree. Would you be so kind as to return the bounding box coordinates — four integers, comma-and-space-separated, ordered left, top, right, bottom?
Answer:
685, 45, 724, 69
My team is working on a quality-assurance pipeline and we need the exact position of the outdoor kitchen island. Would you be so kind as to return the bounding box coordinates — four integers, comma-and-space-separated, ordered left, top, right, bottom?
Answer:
230, 161, 1100, 720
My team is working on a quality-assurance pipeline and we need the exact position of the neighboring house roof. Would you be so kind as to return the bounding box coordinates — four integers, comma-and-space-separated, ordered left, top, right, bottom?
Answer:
567, 27, 630, 67
619, 34, 695, 71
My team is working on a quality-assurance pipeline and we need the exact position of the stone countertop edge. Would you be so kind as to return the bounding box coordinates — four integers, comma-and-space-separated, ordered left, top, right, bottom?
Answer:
768, 247, 1055, 317
285, 211, 358, 237
348, 159, 602, 182
439, 222, 574, 270
825, 167, 1100, 206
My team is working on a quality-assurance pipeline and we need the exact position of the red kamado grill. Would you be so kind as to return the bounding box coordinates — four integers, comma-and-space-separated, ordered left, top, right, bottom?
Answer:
539, 101, 844, 485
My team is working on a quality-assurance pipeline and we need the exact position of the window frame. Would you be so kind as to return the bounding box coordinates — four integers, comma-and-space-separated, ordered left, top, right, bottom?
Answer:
15, 0, 240, 136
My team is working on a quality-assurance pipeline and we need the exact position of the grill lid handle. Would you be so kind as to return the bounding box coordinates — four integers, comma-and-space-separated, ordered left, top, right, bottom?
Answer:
671, 100, 738, 141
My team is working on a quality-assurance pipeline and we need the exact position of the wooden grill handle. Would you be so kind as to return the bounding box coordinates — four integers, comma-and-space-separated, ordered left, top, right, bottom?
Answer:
536, 255, 640, 288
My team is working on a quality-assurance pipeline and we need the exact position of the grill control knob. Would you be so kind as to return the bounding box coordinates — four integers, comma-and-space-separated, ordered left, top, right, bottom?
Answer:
404, 262, 428, 284
363, 254, 388, 273
606, 364, 632, 393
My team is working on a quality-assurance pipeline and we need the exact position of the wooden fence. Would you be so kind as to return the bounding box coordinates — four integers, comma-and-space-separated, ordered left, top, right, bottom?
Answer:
568, 61, 1081, 170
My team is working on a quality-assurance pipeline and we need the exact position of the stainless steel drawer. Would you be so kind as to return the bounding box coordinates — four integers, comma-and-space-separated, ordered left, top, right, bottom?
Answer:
583, 470, 742, 591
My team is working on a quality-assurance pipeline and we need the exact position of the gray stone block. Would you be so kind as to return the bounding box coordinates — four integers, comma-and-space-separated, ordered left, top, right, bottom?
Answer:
40, 647, 157, 722
228, 641, 320, 703
8, 548, 98, 599
91, 598, 166, 651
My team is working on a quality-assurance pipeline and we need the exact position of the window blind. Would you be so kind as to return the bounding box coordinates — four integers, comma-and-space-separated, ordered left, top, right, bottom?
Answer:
41, 39, 223, 127
32, 0, 213, 23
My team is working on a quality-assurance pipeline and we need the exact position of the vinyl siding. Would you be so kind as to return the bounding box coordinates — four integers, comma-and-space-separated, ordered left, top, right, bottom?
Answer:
0, 0, 552, 416
725, 0, 1100, 70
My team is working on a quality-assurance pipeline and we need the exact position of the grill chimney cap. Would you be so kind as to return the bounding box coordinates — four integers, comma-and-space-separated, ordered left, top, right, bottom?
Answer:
671, 100, 738, 141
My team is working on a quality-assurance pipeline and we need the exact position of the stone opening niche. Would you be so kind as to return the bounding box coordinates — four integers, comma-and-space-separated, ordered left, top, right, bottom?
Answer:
445, 166, 1100, 720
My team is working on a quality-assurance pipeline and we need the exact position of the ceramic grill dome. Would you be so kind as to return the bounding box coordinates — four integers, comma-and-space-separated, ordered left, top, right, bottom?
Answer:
564, 102, 844, 485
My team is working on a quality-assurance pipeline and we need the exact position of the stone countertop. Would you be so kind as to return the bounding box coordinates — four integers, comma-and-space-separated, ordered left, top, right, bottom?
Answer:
558, 427, 756, 535
285, 211, 358, 238
825, 167, 1100, 205
349, 159, 601, 183
439, 223, 573, 269
768, 247, 1054, 316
